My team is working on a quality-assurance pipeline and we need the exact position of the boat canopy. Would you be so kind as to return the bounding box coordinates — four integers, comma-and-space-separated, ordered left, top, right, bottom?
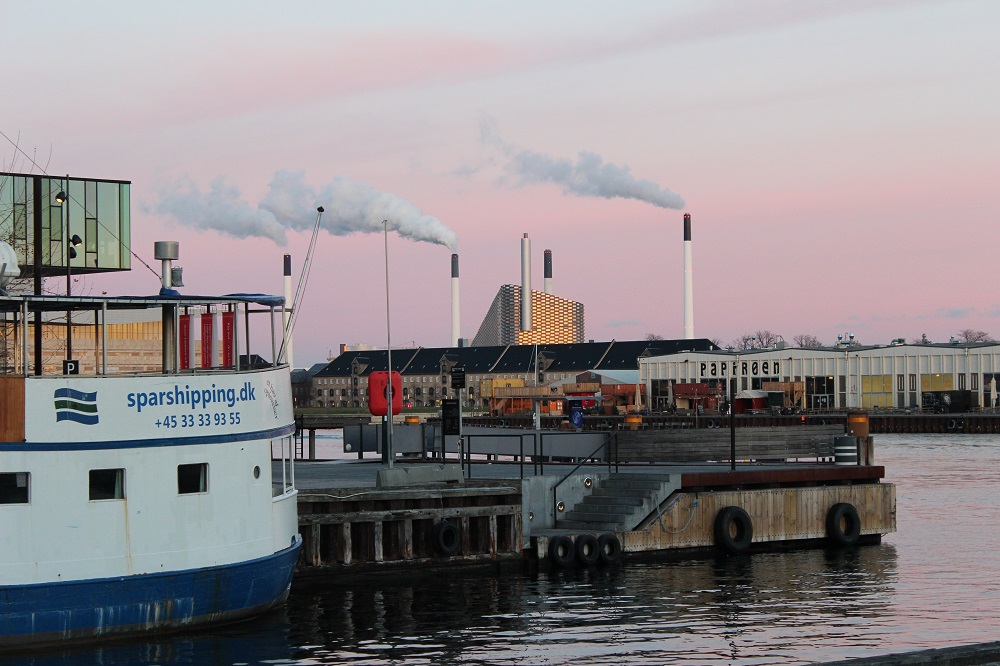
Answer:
0, 291, 289, 376
0, 293, 284, 313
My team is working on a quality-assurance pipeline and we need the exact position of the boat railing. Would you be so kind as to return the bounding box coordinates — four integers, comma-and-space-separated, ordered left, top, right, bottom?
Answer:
0, 293, 288, 378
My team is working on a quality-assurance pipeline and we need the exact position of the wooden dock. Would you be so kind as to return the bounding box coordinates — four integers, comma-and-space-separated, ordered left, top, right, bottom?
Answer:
614, 424, 846, 463
289, 451, 894, 574
296, 479, 523, 573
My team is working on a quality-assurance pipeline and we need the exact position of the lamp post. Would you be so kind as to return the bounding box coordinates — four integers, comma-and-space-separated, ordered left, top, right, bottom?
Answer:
383, 220, 393, 469
55, 180, 82, 363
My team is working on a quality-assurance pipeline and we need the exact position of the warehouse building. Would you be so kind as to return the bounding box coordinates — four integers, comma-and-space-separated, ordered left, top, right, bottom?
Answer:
639, 340, 1000, 413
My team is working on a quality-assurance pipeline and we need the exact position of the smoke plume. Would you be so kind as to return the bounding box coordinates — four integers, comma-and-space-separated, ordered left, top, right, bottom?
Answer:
154, 171, 458, 250
481, 119, 684, 209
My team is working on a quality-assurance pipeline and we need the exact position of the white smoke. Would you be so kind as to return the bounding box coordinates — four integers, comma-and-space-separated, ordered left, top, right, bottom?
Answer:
154, 171, 458, 250
481, 120, 685, 210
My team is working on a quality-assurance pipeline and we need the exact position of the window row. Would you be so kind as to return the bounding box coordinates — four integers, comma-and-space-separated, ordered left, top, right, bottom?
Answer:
0, 463, 209, 504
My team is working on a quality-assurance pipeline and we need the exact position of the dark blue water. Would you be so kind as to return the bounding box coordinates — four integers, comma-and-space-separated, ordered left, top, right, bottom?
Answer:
8, 434, 1000, 665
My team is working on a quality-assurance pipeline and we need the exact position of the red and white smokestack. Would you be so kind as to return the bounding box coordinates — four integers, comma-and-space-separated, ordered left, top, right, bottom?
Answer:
544, 249, 553, 294
451, 253, 460, 347
520, 233, 532, 332
282, 254, 294, 367
683, 214, 694, 340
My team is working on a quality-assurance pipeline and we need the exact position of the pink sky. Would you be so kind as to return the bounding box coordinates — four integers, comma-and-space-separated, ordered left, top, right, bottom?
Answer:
3, 1, 998, 365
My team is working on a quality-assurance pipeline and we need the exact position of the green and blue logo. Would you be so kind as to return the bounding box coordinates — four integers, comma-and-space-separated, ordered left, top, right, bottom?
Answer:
54, 388, 99, 425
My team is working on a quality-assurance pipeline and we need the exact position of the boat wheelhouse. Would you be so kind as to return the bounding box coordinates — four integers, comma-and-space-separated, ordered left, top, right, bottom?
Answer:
0, 288, 299, 648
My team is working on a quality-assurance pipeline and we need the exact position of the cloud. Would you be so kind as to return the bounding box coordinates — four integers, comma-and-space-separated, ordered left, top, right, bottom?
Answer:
480, 119, 684, 210
153, 171, 458, 250
935, 307, 975, 319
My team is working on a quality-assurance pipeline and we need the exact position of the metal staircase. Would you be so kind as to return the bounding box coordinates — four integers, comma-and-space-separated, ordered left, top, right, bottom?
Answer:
556, 473, 681, 531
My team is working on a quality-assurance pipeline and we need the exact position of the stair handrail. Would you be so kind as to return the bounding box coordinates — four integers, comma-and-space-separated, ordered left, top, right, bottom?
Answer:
551, 430, 619, 515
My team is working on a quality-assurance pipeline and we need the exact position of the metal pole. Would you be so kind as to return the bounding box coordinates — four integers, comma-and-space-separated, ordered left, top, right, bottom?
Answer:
101, 300, 107, 375
384, 220, 393, 469
730, 355, 737, 471
64, 176, 74, 362
32, 176, 42, 375
459, 385, 464, 475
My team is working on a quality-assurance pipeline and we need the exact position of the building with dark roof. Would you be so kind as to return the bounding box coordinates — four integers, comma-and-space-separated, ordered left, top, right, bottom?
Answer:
309, 338, 717, 410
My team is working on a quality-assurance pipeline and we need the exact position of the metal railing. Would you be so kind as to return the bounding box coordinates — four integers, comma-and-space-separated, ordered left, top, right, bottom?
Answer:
460, 432, 540, 479
550, 430, 619, 512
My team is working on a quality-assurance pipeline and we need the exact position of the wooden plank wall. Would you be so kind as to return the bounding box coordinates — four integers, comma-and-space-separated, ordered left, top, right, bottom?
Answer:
624, 483, 896, 553
298, 485, 523, 570
616, 424, 845, 463
0, 376, 25, 442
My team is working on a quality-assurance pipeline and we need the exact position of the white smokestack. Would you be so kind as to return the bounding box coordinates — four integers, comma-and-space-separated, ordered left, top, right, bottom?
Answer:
544, 249, 552, 294
451, 253, 460, 347
521, 233, 532, 332
282, 254, 294, 367
683, 213, 694, 339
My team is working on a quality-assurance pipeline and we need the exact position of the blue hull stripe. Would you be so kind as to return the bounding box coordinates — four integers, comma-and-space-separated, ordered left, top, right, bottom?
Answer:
0, 423, 295, 451
0, 539, 301, 648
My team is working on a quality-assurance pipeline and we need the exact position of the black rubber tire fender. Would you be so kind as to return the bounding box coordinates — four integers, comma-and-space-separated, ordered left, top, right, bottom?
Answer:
575, 533, 600, 566
432, 520, 460, 556
826, 502, 861, 546
714, 506, 753, 554
597, 533, 622, 564
548, 535, 575, 567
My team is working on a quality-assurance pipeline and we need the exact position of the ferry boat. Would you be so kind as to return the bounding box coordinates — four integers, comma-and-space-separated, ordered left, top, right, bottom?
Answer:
0, 242, 300, 648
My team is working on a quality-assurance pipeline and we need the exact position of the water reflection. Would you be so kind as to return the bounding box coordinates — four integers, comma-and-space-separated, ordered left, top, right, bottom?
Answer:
285, 544, 898, 664
0, 610, 295, 666
12, 434, 1000, 665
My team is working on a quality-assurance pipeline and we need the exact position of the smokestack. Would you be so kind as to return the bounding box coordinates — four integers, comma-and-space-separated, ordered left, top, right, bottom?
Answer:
520, 233, 532, 332
683, 214, 694, 340
451, 253, 460, 347
282, 254, 294, 367
544, 249, 553, 294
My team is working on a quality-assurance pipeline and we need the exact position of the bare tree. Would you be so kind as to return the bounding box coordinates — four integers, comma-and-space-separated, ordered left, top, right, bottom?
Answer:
645, 333, 664, 341
754, 330, 782, 348
793, 334, 823, 347
957, 329, 994, 343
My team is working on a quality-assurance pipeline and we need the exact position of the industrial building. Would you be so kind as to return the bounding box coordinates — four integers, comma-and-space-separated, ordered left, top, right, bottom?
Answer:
640, 340, 1000, 413
471, 284, 584, 346
310, 338, 717, 411
453, 234, 585, 348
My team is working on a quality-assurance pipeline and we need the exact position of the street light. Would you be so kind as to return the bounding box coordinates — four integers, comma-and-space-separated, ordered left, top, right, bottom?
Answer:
54, 179, 83, 363
67, 234, 82, 260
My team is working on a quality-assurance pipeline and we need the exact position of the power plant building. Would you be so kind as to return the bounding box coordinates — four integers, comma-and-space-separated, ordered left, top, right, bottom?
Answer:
471, 285, 584, 346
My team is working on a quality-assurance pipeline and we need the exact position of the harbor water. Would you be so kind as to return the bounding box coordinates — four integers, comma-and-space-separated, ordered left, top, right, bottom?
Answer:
12, 433, 1000, 665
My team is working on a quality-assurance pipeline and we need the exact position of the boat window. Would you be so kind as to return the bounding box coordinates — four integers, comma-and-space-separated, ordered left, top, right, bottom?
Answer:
0, 472, 29, 504
178, 463, 208, 494
89, 468, 125, 500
